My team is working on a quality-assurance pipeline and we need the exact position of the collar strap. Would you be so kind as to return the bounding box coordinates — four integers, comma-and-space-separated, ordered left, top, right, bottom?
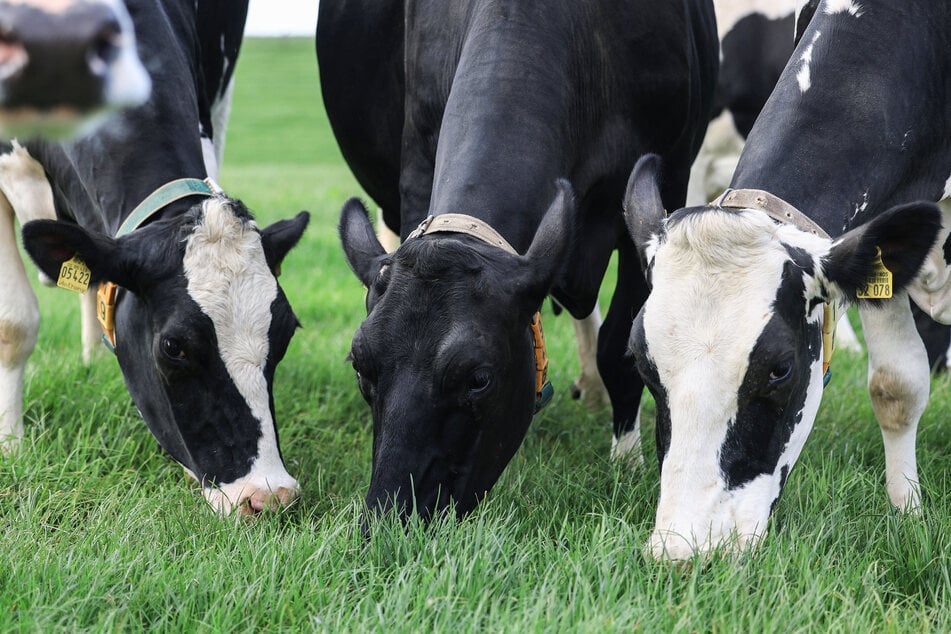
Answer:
407, 213, 519, 255
99, 177, 223, 353
407, 213, 554, 411
714, 188, 830, 239
714, 188, 836, 387
115, 177, 221, 237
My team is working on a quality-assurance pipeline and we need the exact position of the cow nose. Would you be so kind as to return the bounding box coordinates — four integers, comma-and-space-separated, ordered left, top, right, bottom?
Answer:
236, 485, 300, 516
0, 2, 124, 108
85, 18, 122, 77
0, 28, 27, 81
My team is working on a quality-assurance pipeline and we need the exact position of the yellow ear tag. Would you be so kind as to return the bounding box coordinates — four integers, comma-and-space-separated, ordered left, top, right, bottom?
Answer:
856, 247, 892, 299
56, 255, 91, 294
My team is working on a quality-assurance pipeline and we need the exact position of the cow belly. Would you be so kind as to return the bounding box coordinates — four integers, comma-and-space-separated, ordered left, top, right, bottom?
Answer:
909, 200, 951, 323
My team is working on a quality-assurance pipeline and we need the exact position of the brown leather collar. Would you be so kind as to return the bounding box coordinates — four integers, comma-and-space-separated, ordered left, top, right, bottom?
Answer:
407, 214, 519, 254
713, 188, 830, 239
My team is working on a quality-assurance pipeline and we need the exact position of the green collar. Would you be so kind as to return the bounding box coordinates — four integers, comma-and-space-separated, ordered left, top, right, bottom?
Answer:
115, 177, 221, 237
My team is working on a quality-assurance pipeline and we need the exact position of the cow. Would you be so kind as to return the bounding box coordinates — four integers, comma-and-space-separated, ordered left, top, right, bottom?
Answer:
686, 0, 797, 206
0, 0, 150, 138
0, 0, 310, 516
624, 0, 950, 559
319, 0, 718, 522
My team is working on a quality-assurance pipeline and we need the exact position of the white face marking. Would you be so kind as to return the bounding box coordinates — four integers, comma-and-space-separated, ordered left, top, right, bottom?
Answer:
823, 0, 864, 17
713, 0, 799, 37
796, 30, 822, 93
943, 171, 951, 200
643, 209, 832, 559
182, 198, 298, 513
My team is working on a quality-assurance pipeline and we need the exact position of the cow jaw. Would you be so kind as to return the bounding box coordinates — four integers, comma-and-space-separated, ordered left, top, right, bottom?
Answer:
637, 209, 828, 559
182, 198, 299, 514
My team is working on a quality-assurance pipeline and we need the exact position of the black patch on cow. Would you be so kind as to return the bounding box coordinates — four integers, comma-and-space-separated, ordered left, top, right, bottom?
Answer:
770, 464, 791, 513
720, 259, 820, 490
630, 308, 671, 469
795, 1, 821, 45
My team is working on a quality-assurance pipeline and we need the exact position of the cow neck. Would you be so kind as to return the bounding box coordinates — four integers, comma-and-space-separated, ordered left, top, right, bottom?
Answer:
97, 177, 221, 354
713, 188, 836, 387
407, 213, 554, 413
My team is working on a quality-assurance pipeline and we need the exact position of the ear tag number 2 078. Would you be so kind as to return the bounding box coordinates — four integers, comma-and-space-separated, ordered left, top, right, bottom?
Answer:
56, 256, 91, 294
856, 247, 892, 299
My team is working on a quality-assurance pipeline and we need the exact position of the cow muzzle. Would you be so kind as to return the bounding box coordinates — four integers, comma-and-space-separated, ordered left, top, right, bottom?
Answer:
201, 472, 301, 517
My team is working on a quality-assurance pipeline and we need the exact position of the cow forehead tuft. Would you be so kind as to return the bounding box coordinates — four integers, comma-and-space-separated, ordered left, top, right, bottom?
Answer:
664, 208, 781, 269
662, 208, 828, 272
189, 197, 257, 245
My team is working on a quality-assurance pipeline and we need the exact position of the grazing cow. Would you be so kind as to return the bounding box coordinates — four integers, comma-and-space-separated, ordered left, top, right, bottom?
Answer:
320, 0, 717, 521
0, 0, 310, 515
0, 0, 150, 138
625, 0, 950, 559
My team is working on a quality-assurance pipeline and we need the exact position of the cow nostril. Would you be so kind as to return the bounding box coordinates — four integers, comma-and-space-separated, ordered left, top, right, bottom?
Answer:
242, 486, 300, 515
86, 21, 121, 76
0, 29, 26, 82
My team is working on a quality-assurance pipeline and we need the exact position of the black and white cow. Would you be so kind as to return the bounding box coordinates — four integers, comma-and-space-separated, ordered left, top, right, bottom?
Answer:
0, 0, 309, 515
625, 0, 950, 559
320, 0, 717, 521
686, 0, 797, 205
0, 0, 150, 138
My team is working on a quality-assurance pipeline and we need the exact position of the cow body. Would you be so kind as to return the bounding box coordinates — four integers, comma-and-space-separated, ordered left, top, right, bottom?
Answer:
626, 0, 950, 558
0, 0, 309, 515
0, 0, 150, 138
321, 0, 717, 520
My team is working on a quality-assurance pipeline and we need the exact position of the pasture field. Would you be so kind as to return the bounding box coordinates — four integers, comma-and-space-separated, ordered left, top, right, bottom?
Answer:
2, 37, 950, 632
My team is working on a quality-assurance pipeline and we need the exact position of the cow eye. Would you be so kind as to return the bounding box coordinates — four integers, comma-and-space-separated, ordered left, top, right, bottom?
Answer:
467, 368, 493, 395
161, 337, 187, 362
768, 360, 793, 385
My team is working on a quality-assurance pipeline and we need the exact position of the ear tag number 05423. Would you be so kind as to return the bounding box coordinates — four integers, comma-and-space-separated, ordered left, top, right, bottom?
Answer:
57, 255, 91, 294
856, 247, 892, 299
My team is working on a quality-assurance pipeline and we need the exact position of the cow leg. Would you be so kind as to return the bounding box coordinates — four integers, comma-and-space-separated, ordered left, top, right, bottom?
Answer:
858, 292, 929, 511
0, 142, 60, 450
0, 196, 38, 451
568, 303, 610, 409
80, 288, 102, 363
597, 240, 648, 465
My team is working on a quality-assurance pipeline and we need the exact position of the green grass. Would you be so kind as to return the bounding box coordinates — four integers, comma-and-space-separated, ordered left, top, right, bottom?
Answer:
2, 37, 950, 631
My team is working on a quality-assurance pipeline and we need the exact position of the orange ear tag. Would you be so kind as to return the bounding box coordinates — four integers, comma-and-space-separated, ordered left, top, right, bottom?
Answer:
97, 282, 118, 351
56, 256, 91, 293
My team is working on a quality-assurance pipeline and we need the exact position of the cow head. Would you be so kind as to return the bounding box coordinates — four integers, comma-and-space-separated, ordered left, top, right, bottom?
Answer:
623, 155, 941, 559
0, 0, 151, 138
340, 183, 574, 523
21, 197, 309, 515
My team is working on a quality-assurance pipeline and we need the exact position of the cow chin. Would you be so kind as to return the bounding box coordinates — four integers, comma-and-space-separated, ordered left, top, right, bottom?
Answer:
648, 476, 776, 560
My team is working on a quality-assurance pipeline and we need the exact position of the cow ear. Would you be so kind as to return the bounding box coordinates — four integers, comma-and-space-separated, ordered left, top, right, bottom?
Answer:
623, 154, 666, 280
515, 179, 576, 308
262, 211, 310, 274
822, 202, 942, 301
20, 220, 139, 289
340, 198, 388, 288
